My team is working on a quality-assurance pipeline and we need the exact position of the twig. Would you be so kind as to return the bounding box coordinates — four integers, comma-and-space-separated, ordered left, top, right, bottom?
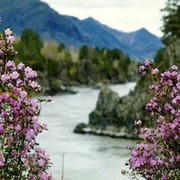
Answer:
61, 153, 65, 180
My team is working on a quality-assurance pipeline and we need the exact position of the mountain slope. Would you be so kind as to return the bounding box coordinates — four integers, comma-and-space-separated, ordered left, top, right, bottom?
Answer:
0, 0, 84, 46
114, 28, 163, 59
0, 0, 163, 60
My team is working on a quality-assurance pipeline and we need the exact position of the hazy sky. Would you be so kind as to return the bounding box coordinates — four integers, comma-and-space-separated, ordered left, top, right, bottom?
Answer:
41, 0, 165, 37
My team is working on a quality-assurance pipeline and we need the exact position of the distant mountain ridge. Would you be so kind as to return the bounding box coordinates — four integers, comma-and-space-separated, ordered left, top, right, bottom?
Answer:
0, 0, 163, 60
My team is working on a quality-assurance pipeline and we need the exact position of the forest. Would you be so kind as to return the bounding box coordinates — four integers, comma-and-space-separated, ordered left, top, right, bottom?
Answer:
14, 28, 138, 95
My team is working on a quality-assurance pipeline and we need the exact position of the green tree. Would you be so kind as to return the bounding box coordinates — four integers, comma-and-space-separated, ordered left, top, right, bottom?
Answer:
161, 0, 180, 44
79, 45, 88, 60
161, 0, 180, 63
154, 48, 170, 70
58, 43, 66, 52
15, 28, 44, 71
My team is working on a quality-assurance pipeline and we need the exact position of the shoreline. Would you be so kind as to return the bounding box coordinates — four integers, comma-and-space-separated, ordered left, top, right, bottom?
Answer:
74, 125, 141, 140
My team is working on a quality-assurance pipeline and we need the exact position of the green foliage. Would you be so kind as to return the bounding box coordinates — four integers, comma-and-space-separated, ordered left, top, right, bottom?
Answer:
14, 28, 137, 94
154, 48, 170, 70
58, 43, 66, 52
46, 59, 60, 78
15, 28, 44, 71
78, 45, 137, 84
161, 0, 180, 45
79, 45, 89, 60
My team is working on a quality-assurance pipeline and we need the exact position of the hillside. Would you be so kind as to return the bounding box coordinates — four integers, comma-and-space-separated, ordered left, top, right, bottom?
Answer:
0, 0, 163, 60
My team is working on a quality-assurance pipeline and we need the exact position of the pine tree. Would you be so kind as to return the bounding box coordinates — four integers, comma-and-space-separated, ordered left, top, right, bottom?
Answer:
161, 0, 180, 44
161, 0, 180, 63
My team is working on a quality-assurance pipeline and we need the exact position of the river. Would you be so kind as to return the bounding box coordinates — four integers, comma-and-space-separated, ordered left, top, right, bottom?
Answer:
38, 82, 136, 180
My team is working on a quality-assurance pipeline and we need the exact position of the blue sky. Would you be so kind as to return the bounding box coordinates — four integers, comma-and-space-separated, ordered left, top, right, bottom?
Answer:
41, 0, 165, 37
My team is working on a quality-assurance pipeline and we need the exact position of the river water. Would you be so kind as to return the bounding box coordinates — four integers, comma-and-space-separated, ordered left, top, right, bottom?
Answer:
38, 82, 136, 180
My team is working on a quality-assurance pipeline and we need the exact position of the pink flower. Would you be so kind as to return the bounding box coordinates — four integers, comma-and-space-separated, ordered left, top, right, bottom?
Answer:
47, 96, 52, 102
172, 95, 180, 104
6, 60, 16, 70
171, 71, 178, 77
38, 159, 45, 167
150, 159, 157, 166
144, 59, 151, 66
4, 28, 12, 36
0, 161, 4, 167
16, 79, 23, 86
161, 71, 171, 78
1, 74, 10, 82
11, 150, 17, 156
26, 129, 35, 140
6, 35, 15, 44
19, 91, 27, 99
134, 120, 142, 126
29, 81, 39, 89
171, 65, 178, 71
15, 125, 21, 132
176, 82, 180, 89
149, 84, 155, 90
17, 63, 25, 70
38, 172, 52, 180
162, 174, 167, 180
139, 65, 146, 72
11, 71, 19, 79
4, 28, 15, 44
152, 68, 159, 75
177, 74, 180, 81
0, 49, 4, 55
25, 67, 37, 79
0, 27, 52, 179
0, 125, 4, 134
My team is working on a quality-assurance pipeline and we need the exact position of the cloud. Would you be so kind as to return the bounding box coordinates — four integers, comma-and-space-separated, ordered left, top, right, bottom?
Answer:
43, 0, 164, 9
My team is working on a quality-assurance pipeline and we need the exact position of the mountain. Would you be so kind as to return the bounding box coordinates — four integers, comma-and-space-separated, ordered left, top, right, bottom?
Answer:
0, 0, 163, 60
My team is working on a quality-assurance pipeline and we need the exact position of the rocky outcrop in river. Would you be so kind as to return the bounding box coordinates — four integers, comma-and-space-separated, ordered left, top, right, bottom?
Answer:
74, 85, 152, 139
74, 39, 180, 139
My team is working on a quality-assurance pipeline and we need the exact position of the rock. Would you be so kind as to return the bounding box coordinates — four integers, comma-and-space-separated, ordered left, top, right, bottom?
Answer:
74, 41, 180, 138
92, 82, 104, 89
74, 123, 87, 134
74, 84, 152, 139
43, 78, 77, 95
89, 86, 119, 127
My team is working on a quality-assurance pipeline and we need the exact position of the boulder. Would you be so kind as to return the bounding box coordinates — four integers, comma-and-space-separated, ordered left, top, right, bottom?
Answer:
74, 123, 87, 134
74, 85, 151, 139
89, 86, 119, 127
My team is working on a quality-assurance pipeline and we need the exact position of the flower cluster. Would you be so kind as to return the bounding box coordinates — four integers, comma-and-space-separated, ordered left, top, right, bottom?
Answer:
123, 60, 180, 180
0, 28, 52, 179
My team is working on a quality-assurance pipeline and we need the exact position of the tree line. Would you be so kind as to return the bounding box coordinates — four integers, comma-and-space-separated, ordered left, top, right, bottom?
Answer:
14, 29, 137, 94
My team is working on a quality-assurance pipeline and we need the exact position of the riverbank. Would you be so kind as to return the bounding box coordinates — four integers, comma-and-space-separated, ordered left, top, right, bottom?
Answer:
74, 124, 141, 139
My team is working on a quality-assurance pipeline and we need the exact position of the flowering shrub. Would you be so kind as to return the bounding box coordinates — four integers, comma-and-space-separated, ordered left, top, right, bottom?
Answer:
0, 28, 52, 179
123, 60, 180, 179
